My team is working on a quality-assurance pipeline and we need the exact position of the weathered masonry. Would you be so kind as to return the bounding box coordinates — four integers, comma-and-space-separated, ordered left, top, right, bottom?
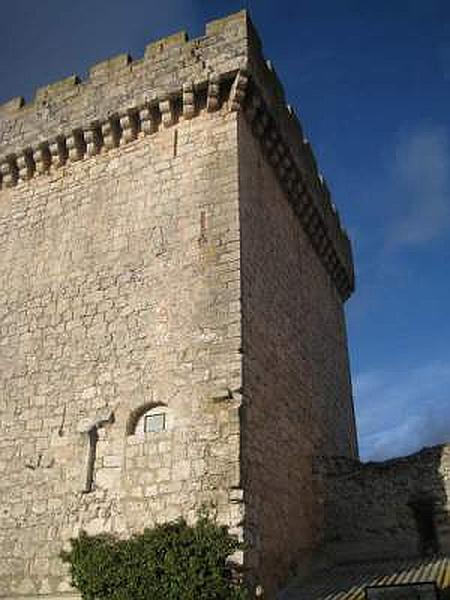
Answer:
283, 445, 450, 599
0, 11, 357, 599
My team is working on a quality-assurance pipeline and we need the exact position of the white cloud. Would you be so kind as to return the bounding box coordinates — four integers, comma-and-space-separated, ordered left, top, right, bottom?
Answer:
354, 361, 450, 461
387, 125, 450, 247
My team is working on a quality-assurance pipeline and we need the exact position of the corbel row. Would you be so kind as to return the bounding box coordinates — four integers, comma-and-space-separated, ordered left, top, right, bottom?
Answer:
0, 67, 352, 298
0, 71, 231, 191
243, 87, 353, 300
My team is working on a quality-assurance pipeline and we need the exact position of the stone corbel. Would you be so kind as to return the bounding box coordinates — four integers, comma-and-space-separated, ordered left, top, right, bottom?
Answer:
284, 168, 297, 194
49, 137, 68, 169
0, 157, 18, 188
293, 189, 309, 219
182, 82, 196, 119
206, 74, 220, 112
66, 130, 85, 162
229, 68, 249, 112
119, 110, 139, 145
279, 154, 292, 178
301, 204, 316, 229
318, 230, 329, 254
322, 245, 334, 268
159, 96, 175, 128
101, 117, 121, 150
263, 128, 277, 153
253, 111, 269, 139
294, 180, 306, 199
244, 92, 262, 123
85, 125, 103, 157
335, 265, 345, 285
328, 251, 338, 271
270, 140, 285, 167
311, 223, 325, 248
138, 105, 155, 136
32, 144, 51, 175
17, 151, 35, 182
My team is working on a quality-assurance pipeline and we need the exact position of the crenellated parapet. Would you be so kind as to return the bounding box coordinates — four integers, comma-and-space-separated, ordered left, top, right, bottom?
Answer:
0, 10, 354, 299
240, 78, 354, 299
0, 72, 236, 183
0, 12, 249, 155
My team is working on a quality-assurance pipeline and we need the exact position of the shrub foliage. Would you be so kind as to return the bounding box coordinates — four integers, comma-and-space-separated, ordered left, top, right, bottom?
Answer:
61, 514, 247, 600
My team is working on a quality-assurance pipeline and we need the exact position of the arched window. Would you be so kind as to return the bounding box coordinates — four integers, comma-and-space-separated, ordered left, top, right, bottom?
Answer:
126, 403, 170, 436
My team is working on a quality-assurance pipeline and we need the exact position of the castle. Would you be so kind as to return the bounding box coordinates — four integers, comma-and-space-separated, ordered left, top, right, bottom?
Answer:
0, 11, 448, 600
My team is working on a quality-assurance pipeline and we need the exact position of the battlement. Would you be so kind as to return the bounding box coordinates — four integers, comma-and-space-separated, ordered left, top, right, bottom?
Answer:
0, 10, 354, 299
0, 11, 251, 137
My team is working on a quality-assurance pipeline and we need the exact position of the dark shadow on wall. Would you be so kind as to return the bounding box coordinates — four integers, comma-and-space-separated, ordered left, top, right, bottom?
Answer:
409, 497, 440, 556
317, 444, 450, 565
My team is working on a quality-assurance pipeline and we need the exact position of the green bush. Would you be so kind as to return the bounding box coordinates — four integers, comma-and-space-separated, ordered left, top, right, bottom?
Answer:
61, 513, 248, 600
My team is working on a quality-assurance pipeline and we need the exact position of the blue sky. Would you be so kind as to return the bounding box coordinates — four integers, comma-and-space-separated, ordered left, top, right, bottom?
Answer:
1, 1, 449, 461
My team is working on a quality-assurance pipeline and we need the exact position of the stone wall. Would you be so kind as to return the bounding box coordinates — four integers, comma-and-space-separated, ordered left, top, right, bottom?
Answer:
318, 444, 450, 565
0, 12, 353, 305
0, 10, 358, 599
0, 105, 243, 596
238, 110, 357, 598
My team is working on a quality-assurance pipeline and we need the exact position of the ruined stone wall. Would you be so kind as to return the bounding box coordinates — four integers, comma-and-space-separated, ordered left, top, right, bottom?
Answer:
318, 444, 450, 565
238, 110, 357, 597
0, 104, 243, 597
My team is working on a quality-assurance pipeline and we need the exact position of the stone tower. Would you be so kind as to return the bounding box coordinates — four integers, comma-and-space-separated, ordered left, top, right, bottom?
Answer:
0, 11, 356, 599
